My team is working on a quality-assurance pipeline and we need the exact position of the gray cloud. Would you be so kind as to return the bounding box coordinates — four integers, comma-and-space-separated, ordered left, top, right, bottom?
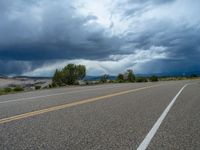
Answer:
0, 0, 123, 61
0, 0, 200, 76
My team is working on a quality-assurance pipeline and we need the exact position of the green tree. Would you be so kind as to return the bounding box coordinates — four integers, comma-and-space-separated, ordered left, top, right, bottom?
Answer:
52, 69, 63, 86
62, 64, 78, 85
76, 65, 86, 80
117, 73, 124, 83
126, 69, 135, 82
52, 64, 87, 86
100, 74, 109, 83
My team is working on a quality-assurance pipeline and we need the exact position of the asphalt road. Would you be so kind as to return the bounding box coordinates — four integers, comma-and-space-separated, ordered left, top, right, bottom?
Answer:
0, 80, 200, 150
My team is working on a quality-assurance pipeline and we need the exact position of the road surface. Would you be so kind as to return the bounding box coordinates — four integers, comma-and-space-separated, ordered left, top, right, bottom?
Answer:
0, 80, 200, 150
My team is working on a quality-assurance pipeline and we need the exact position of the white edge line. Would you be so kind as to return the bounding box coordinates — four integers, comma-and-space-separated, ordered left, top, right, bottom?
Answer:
137, 84, 188, 150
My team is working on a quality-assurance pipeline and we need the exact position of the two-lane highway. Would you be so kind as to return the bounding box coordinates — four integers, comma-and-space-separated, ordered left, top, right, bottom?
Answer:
0, 80, 199, 150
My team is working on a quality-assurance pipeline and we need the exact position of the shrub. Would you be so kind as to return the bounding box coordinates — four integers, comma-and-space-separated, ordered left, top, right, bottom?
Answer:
116, 74, 124, 83
149, 75, 159, 82
0, 89, 4, 95
4, 87, 12, 93
190, 74, 198, 78
13, 86, 24, 92
135, 77, 148, 82
108, 80, 114, 83
35, 85, 41, 90
51, 82, 57, 87
48, 84, 53, 88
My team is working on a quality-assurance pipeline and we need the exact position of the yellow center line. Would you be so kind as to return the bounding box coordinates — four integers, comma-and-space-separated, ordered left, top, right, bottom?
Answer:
0, 84, 162, 124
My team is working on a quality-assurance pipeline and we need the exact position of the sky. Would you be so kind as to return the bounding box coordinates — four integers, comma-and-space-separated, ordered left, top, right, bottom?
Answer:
0, 0, 200, 76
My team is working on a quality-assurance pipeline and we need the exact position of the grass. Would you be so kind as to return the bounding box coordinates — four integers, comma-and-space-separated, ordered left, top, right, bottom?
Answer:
0, 86, 24, 95
13, 86, 24, 92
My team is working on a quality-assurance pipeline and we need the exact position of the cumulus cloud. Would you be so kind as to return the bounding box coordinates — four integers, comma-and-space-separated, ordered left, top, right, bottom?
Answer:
0, 0, 200, 76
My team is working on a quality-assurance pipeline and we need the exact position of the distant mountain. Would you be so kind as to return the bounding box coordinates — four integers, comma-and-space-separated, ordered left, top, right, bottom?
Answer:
84, 75, 116, 81
139, 71, 200, 77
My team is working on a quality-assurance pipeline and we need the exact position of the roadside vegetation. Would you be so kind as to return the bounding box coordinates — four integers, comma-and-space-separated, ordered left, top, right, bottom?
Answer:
35, 85, 41, 90
100, 74, 109, 83
51, 63, 200, 87
159, 74, 199, 81
0, 63, 199, 95
51, 64, 161, 87
135, 77, 148, 82
149, 75, 158, 82
116, 69, 136, 83
51, 64, 86, 87
0, 86, 24, 95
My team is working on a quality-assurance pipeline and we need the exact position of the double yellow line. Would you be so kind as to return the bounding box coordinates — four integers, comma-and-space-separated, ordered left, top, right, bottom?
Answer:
0, 84, 161, 124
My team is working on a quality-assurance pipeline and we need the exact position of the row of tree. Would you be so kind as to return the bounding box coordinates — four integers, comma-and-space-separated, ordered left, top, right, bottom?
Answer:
100, 70, 158, 83
52, 64, 158, 87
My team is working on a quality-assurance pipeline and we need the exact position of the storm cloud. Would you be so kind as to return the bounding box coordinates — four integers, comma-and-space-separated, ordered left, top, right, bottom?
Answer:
0, 0, 200, 76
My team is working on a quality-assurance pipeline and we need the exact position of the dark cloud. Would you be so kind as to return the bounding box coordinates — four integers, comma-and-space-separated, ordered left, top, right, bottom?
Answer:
139, 58, 200, 75
0, 60, 42, 75
0, 61, 26, 75
0, 0, 123, 61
